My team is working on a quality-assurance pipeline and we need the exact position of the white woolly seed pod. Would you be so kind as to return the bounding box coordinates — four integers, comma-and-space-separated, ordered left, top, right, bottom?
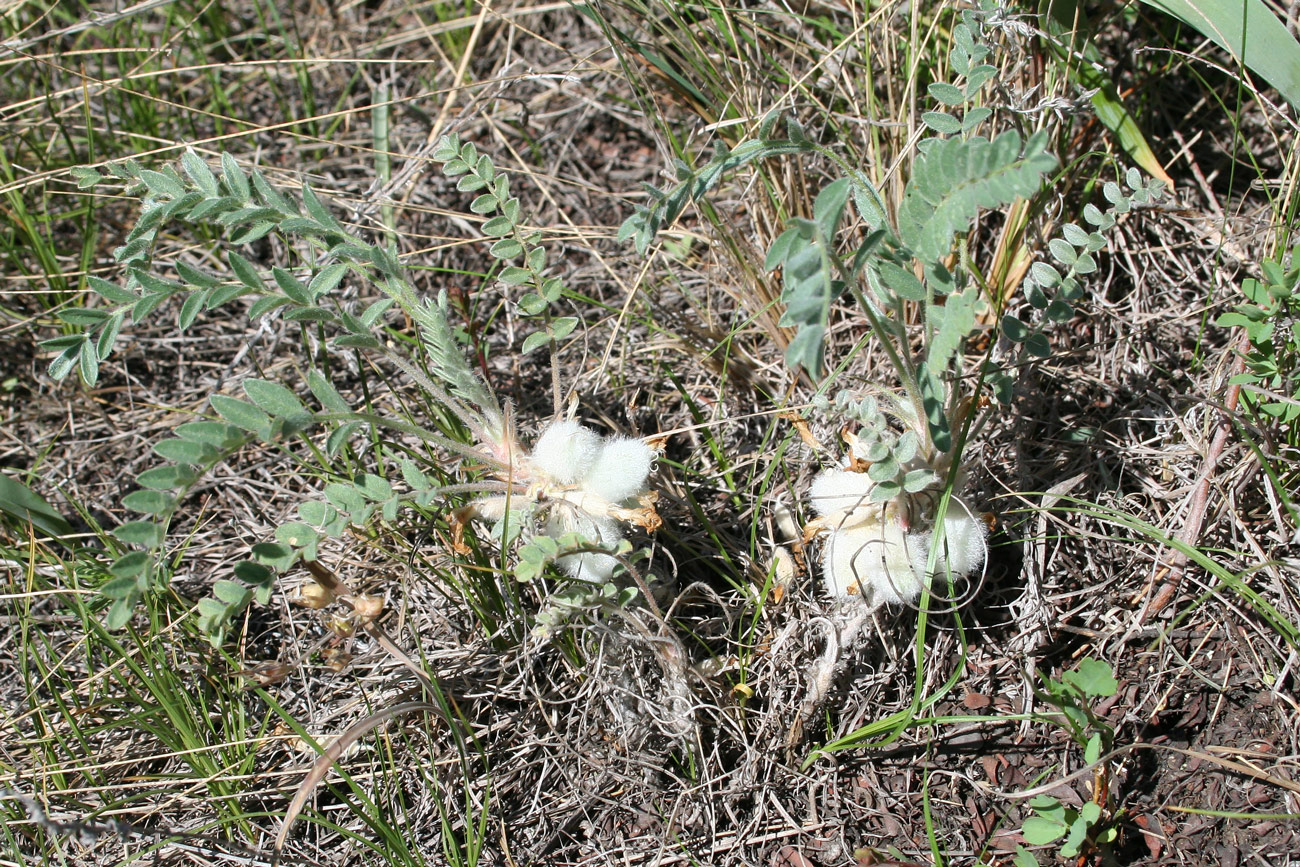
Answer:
546, 508, 623, 583
809, 469, 878, 523
583, 436, 655, 504
913, 502, 989, 581
530, 419, 601, 485
823, 518, 925, 606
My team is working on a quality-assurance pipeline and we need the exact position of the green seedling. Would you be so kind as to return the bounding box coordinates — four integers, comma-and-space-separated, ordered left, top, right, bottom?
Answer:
1218, 243, 1300, 431
1016, 657, 1121, 865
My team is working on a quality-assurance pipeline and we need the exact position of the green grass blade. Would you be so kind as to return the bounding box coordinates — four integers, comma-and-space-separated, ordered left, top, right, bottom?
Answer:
1138, 0, 1300, 108
1044, 0, 1174, 187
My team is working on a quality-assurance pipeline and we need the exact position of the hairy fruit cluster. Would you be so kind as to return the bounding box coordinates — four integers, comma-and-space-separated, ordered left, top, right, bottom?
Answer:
808, 467, 988, 609
460, 419, 660, 583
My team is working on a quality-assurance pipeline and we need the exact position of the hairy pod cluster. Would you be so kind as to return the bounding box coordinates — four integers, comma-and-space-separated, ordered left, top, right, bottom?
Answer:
808, 467, 987, 608
462, 419, 659, 583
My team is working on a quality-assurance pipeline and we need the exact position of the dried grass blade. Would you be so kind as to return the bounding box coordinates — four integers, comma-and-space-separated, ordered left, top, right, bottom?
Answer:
274, 701, 444, 856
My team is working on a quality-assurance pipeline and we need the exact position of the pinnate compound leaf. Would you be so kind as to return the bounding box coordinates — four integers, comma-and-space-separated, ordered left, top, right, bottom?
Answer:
782, 325, 829, 379
927, 287, 979, 373
618, 135, 815, 253
772, 179, 855, 376
897, 130, 1057, 262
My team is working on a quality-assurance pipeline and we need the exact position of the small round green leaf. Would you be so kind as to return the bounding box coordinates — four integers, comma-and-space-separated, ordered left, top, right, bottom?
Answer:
122, 489, 176, 516
481, 216, 513, 237
243, 379, 305, 419
110, 551, 151, 578
210, 394, 271, 433
135, 464, 200, 490
521, 331, 551, 355
105, 597, 136, 630
276, 522, 319, 549
213, 578, 253, 606
232, 560, 273, 585
152, 438, 217, 465
113, 520, 165, 548
922, 111, 962, 134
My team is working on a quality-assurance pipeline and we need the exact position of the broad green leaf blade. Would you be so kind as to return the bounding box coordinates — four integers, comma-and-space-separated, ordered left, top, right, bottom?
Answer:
0, 474, 74, 541
1138, 0, 1300, 109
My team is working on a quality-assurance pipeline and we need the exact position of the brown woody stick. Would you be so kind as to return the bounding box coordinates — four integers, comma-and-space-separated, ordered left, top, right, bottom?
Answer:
1140, 332, 1249, 621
